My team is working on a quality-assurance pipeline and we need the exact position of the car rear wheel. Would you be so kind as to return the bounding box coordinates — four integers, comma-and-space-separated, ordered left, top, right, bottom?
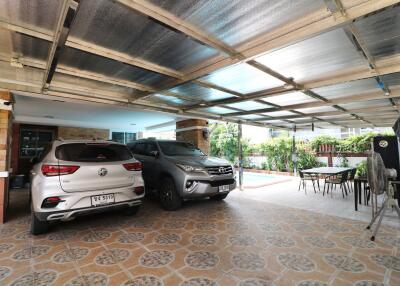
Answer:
210, 193, 229, 200
30, 212, 49, 235
159, 177, 182, 211
124, 205, 140, 216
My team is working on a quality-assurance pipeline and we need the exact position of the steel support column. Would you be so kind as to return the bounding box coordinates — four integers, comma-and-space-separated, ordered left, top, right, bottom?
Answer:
238, 123, 243, 190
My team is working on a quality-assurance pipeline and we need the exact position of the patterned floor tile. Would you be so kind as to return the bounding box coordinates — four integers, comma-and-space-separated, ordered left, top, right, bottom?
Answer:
1, 190, 398, 286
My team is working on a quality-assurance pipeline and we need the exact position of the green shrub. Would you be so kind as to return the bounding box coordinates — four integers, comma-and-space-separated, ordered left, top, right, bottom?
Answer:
310, 135, 339, 152
356, 160, 367, 177
260, 138, 321, 172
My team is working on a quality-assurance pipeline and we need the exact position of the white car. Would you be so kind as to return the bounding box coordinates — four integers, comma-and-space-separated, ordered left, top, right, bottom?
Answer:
30, 139, 145, 235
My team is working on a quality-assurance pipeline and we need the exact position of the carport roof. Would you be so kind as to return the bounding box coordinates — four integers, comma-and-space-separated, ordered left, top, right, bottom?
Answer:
0, 0, 399, 130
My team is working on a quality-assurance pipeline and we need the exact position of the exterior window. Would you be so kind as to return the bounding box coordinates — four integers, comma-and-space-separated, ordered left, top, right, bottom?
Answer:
111, 132, 136, 144
125, 133, 136, 144
111, 132, 124, 144
20, 129, 54, 158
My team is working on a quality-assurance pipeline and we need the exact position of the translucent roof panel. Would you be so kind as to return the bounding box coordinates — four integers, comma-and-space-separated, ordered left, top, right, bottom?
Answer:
198, 106, 235, 115
0, 0, 63, 31
381, 73, 400, 88
225, 100, 271, 110
354, 6, 400, 60
255, 29, 366, 82
262, 110, 296, 117
59, 48, 175, 87
169, 82, 231, 101
295, 106, 338, 114
263, 91, 316, 106
200, 63, 284, 94
11, 33, 50, 61
340, 99, 392, 109
312, 78, 381, 99
69, 0, 218, 71
147, 94, 193, 106
148, 0, 325, 46
237, 114, 266, 120
357, 111, 397, 118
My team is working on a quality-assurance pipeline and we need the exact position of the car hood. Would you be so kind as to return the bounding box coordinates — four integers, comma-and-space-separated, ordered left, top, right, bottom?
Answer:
165, 155, 231, 167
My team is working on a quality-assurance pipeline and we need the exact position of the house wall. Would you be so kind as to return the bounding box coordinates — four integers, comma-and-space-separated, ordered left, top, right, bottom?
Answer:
10, 124, 109, 176
58, 126, 109, 140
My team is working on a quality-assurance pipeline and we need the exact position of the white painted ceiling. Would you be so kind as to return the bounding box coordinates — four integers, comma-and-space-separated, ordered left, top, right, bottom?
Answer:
13, 94, 179, 132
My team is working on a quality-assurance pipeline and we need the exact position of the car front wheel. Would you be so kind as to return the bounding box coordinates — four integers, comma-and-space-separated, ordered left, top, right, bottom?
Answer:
159, 177, 182, 211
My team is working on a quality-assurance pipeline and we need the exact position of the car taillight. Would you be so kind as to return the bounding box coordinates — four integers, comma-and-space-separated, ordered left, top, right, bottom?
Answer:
41, 196, 64, 208
123, 162, 142, 171
134, 186, 145, 195
41, 165, 80, 176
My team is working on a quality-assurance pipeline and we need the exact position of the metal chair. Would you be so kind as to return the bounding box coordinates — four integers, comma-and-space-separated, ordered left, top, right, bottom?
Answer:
324, 171, 349, 198
298, 170, 319, 194
346, 168, 357, 193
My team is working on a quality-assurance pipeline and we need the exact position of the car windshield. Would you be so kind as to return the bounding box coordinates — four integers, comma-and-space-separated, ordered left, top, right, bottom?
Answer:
158, 141, 205, 157
56, 143, 133, 162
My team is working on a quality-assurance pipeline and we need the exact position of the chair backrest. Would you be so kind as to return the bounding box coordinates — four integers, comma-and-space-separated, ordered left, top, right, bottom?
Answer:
299, 170, 304, 179
348, 169, 356, 180
339, 171, 349, 183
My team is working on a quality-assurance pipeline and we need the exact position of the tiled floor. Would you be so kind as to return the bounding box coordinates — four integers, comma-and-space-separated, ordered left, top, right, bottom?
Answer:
233, 177, 400, 228
1, 187, 399, 286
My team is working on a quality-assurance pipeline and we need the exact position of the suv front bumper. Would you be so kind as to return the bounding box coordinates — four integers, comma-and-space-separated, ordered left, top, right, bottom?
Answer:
182, 178, 236, 198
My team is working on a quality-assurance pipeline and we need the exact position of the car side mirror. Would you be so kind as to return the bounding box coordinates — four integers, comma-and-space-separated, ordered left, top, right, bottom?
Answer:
149, 151, 159, 158
30, 157, 39, 164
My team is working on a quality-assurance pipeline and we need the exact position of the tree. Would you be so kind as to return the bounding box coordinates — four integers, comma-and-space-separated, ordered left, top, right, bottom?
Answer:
209, 123, 250, 164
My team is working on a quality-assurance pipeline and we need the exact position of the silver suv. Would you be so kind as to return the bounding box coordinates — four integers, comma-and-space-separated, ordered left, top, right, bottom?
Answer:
128, 139, 236, 210
30, 140, 145, 235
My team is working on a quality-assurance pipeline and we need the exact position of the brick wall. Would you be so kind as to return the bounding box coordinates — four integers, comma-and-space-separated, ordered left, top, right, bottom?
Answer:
0, 91, 12, 223
58, 126, 109, 140
176, 119, 209, 154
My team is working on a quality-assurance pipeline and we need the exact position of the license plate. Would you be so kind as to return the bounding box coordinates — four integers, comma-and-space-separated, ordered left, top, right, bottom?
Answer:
91, 193, 115, 207
219, 185, 230, 192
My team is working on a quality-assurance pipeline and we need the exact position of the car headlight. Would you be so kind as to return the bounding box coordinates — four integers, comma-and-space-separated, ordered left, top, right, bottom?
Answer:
176, 164, 205, 173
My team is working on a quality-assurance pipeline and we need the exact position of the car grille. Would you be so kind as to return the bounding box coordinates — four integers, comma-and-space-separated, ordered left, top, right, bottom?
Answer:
206, 166, 233, 176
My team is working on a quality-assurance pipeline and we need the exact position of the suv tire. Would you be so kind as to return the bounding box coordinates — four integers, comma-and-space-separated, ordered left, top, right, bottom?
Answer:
159, 177, 182, 211
31, 212, 49, 235
210, 193, 229, 200
124, 205, 140, 216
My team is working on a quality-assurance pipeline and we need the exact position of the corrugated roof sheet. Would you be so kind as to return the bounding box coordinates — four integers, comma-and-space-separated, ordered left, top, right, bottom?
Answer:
69, 0, 218, 71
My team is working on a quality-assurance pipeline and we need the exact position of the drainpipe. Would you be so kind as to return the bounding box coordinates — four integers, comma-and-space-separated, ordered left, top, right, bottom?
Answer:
238, 123, 243, 190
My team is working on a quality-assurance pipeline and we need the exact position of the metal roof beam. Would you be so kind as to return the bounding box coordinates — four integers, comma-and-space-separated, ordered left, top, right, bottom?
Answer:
42, 0, 80, 90
254, 105, 398, 120
0, 72, 290, 130
223, 88, 400, 116
184, 54, 400, 110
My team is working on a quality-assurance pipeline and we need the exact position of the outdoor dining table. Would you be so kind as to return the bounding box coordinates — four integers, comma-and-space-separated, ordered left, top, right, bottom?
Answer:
301, 167, 355, 192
